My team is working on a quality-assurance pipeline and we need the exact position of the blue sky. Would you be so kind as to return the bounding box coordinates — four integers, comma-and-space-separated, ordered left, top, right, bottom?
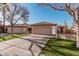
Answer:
20, 3, 73, 27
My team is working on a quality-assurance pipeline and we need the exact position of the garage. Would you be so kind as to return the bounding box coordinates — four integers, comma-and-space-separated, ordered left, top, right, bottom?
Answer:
31, 22, 57, 35
6, 24, 31, 34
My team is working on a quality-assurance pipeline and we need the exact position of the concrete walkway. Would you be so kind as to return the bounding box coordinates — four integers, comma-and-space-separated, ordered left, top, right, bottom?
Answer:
0, 34, 52, 56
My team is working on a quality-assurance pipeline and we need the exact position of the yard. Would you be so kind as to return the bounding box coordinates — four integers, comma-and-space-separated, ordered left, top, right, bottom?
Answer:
0, 34, 27, 42
41, 38, 79, 56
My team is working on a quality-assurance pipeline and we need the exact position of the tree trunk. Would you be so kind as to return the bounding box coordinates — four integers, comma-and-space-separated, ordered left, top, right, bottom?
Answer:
3, 8, 5, 33
11, 23, 13, 36
11, 20, 13, 36
76, 24, 79, 48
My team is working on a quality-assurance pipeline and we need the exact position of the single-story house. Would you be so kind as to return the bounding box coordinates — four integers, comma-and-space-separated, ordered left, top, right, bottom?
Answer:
6, 24, 31, 34
0, 21, 70, 35
31, 22, 57, 35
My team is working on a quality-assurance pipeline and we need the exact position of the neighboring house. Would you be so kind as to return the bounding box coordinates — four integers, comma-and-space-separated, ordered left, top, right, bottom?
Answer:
0, 20, 5, 33
57, 20, 69, 34
0, 25, 4, 33
70, 24, 77, 34
57, 26, 68, 34
6, 24, 31, 34
69, 22, 77, 34
31, 22, 57, 35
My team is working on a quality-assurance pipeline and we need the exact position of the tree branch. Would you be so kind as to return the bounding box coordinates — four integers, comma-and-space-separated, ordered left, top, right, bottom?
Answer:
14, 16, 22, 24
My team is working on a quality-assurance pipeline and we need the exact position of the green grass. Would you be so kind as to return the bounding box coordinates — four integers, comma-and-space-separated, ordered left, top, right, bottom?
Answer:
0, 34, 26, 42
41, 38, 79, 56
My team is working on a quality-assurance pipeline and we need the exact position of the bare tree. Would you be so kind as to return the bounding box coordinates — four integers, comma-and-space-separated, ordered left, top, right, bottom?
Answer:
2, 3, 29, 36
40, 3, 79, 48
0, 3, 7, 33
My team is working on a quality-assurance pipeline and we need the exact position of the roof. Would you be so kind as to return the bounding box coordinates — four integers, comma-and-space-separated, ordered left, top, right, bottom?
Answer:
58, 25, 67, 28
6, 23, 31, 28
31, 22, 57, 26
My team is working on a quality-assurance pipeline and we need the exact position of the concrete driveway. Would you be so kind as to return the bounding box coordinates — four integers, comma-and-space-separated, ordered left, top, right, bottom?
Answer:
0, 34, 52, 56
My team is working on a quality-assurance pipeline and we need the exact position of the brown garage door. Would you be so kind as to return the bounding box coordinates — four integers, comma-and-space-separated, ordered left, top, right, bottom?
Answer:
32, 27, 52, 35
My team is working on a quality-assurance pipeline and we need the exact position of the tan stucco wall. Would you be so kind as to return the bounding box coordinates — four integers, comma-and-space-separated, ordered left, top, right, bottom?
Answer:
32, 26, 57, 35
23, 27, 29, 33
7, 27, 29, 33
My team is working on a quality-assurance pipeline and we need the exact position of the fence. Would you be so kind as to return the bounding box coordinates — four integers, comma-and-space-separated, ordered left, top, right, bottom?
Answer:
57, 34, 76, 41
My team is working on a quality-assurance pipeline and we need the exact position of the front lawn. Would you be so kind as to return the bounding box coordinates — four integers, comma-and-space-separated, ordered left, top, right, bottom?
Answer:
41, 38, 79, 56
0, 34, 26, 42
